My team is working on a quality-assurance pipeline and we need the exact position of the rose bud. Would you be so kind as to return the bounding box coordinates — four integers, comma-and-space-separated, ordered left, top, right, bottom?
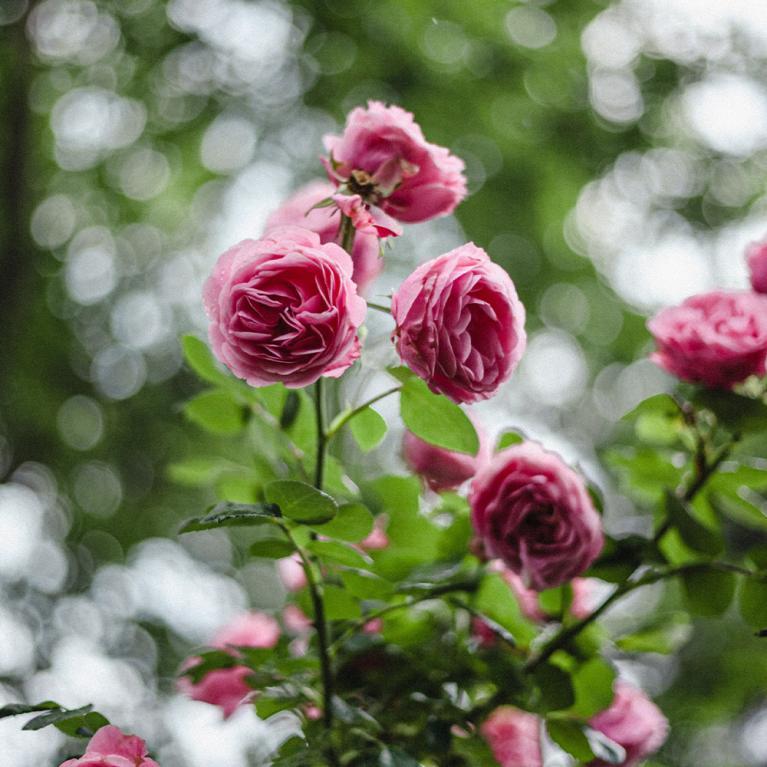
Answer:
265, 180, 383, 294
59, 725, 158, 767
323, 101, 466, 223
204, 226, 366, 388
648, 290, 767, 389
469, 442, 603, 591
178, 611, 280, 717
588, 682, 668, 767
747, 240, 767, 294
480, 706, 542, 767
403, 416, 491, 492
392, 243, 526, 404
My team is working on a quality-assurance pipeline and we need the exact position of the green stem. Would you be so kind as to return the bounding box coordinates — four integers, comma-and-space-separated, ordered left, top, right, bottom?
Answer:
366, 301, 391, 315
340, 214, 356, 254
325, 385, 402, 441
314, 378, 327, 490
524, 560, 761, 672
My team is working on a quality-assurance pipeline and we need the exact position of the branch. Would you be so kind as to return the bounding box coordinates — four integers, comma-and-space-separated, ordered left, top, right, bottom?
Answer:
325, 385, 402, 441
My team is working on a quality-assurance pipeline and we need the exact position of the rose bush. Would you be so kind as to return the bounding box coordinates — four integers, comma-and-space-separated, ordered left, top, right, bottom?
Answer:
323, 100, 466, 223
203, 226, 366, 388
648, 290, 767, 389
469, 441, 603, 590
392, 243, 527, 403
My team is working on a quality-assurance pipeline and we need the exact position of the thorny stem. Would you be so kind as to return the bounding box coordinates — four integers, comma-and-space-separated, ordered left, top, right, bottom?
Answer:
325, 385, 403, 441
524, 560, 762, 673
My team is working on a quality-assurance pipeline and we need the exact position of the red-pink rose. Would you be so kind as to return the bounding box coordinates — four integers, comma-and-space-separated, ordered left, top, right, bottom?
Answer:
747, 240, 767, 294
588, 682, 668, 767
178, 612, 280, 717
59, 725, 158, 767
391, 243, 526, 403
403, 417, 491, 492
323, 101, 466, 223
469, 442, 603, 591
203, 226, 366, 388
647, 290, 767, 389
265, 180, 382, 294
480, 707, 542, 767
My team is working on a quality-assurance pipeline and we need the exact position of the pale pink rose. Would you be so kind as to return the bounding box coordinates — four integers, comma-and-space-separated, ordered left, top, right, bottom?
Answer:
480, 707, 542, 767
203, 226, 366, 388
588, 682, 668, 767
178, 611, 280, 717
647, 290, 767, 389
469, 442, 603, 591
59, 725, 158, 767
403, 416, 491, 492
278, 554, 308, 592
282, 605, 312, 635
323, 101, 466, 223
359, 516, 389, 551
363, 618, 383, 634
391, 243, 526, 403
265, 180, 382, 294
331, 194, 401, 238
747, 240, 767, 294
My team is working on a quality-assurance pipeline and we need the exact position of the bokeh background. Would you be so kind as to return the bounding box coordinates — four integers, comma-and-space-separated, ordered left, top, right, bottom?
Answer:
1, 1, 767, 765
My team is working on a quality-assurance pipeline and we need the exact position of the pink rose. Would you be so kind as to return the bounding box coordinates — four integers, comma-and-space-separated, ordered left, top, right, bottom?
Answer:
747, 240, 767, 294
265, 180, 383, 294
480, 707, 542, 767
588, 682, 668, 767
502, 569, 595, 622
403, 417, 491, 492
323, 101, 466, 223
178, 612, 280, 717
647, 290, 767, 389
469, 442, 603, 591
331, 194, 402, 238
278, 553, 308, 592
59, 725, 158, 767
359, 516, 389, 551
204, 226, 366, 388
391, 243, 526, 404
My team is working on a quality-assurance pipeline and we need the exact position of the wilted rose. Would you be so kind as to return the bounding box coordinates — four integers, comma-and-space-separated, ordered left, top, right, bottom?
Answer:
59, 725, 158, 767
323, 101, 466, 223
648, 290, 767, 389
469, 442, 603, 590
204, 226, 366, 388
588, 682, 668, 767
265, 180, 383, 294
392, 243, 526, 403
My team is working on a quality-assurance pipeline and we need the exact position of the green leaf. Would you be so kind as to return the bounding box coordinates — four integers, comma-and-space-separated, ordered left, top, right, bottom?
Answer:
167, 457, 250, 487
546, 719, 595, 762
534, 663, 576, 711
739, 578, 767, 627
265, 480, 337, 524
379, 747, 422, 766
182, 335, 231, 387
616, 612, 693, 654
307, 539, 372, 569
249, 538, 295, 559
386, 366, 415, 384
184, 390, 246, 435
475, 573, 537, 647
586, 535, 650, 582
312, 502, 374, 542
496, 429, 525, 450
681, 569, 736, 616
399, 378, 478, 455
322, 585, 362, 620
623, 393, 683, 446
179, 502, 280, 533
665, 492, 722, 555
0, 702, 59, 719
280, 391, 301, 429
23, 705, 95, 732
539, 585, 571, 617
340, 569, 395, 599
568, 658, 616, 718
55, 711, 110, 738
350, 406, 388, 452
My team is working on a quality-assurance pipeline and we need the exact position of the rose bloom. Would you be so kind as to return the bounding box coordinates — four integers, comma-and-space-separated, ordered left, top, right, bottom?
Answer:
392, 243, 526, 403
204, 226, 366, 388
647, 290, 767, 389
403, 417, 491, 492
747, 240, 767, 294
178, 612, 280, 717
59, 725, 158, 767
469, 442, 603, 591
588, 682, 668, 767
265, 180, 383, 294
480, 707, 542, 767
323, 101, 466, 223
